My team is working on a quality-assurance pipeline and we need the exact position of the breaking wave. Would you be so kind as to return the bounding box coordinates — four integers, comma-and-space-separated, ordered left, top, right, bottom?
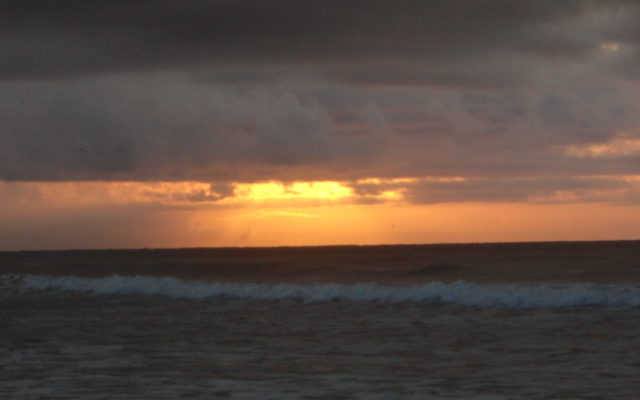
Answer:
6, 274, 640, 308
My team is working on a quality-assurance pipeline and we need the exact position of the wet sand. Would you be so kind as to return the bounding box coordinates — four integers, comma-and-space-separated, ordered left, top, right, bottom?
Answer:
2, 240, 640, 285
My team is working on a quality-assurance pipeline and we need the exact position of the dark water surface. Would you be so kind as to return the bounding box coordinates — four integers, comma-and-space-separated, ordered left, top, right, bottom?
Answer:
2, 240, 640, 284
2, 241, 640, 399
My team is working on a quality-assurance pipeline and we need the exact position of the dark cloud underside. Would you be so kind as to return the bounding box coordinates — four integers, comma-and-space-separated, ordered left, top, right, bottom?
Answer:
0, 0, 621, 84
2, 1, 640, 192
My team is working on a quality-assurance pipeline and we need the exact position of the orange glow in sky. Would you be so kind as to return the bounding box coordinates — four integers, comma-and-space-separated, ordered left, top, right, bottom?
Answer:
2, 178, 640, 250
228, 181, 354, 203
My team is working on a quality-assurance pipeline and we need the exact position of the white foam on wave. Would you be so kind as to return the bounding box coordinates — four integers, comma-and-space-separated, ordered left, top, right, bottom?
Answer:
9, 274, 640, 308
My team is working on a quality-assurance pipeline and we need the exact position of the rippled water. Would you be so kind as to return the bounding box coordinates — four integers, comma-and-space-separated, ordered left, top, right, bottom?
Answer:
3, 285, 640, 399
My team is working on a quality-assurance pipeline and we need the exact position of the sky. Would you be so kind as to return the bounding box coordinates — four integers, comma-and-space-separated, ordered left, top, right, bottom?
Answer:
3, 0, 640, 250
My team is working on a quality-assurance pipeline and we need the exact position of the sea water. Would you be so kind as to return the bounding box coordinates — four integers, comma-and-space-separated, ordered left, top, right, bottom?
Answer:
2, 243, 640, 399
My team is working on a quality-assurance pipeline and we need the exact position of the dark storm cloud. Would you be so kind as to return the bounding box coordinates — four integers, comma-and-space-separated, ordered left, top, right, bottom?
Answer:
0, 77, 388, 181
0, 0, 622, 86
345, 174, 640, 205
2, 70, 640, 183
350, 174, 640, 204
402, 177, 631, 204
3, 0, 640, 193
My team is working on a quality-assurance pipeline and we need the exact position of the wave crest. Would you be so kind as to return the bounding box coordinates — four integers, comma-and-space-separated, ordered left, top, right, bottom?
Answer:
8, 274, 640, 308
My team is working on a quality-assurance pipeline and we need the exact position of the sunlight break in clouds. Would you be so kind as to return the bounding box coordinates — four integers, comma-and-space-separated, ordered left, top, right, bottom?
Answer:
4, 1, 640, 249
230, 181, 353, 202
2, 178, 640, 249
566, 136, 640, 158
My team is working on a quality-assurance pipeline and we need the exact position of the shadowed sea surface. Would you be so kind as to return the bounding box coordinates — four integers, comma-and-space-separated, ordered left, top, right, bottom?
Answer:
2, 241, 640, 399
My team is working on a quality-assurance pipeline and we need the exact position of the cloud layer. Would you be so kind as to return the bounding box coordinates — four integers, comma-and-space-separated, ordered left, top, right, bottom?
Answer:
3, 1, 640, 205
0, 1, 598, 81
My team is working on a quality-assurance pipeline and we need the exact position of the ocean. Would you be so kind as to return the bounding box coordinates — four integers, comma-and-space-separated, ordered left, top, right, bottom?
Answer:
2, 241, 640, 399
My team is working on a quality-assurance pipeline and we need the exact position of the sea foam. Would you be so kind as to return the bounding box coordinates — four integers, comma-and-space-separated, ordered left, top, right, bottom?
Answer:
8, 274, 640, 308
